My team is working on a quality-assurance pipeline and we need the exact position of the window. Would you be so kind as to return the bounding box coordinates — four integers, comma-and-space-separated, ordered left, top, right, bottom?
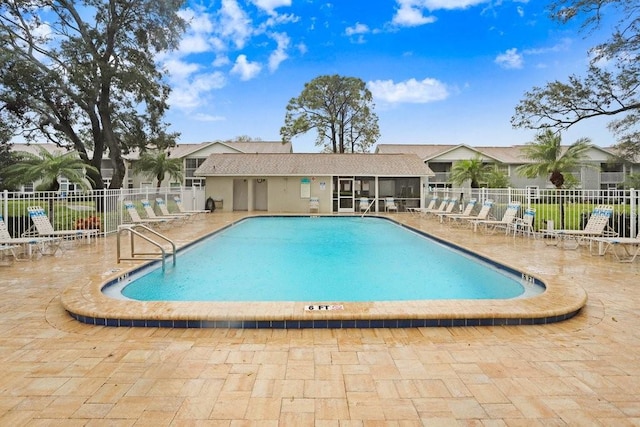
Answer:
185, 158, 206, 188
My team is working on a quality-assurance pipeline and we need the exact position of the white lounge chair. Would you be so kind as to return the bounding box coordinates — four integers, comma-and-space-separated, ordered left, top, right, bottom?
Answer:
173, 196, 210, 215
26, 206, 99, 243
590, 232, 640, 262
422, 198, 456, 218
1, 214, 61, 259
456, 199, 494, 230
384, 197, 398, 213
155, 198, 193, 219
509, 207, 536, 238
546, 205, 616, 249
141, 199, 187, 223
471, 201, 520, 234
437, 199, 477, 223
123, 201, 172, 227
408, 197, 437, 216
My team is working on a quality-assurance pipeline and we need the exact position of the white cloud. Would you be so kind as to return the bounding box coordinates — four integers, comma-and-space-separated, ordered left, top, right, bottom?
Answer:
345, 22, 369, 36
368, 78, 449, 104
495, 48, 523, 69
523, 38, 572, 56
250, 0, 291, 15
392, 1, 437, 27
268, 32, 290, 71
421, 0, 488, 10
168, 72, 227, 109
193, 113, 226, 122
219, 0, 254, 49
163, 59, 201, 79
231, 54, 262, 80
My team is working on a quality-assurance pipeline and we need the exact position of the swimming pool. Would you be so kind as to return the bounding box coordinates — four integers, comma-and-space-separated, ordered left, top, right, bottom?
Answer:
63, 213, 586, 329
110, 216, 542, 302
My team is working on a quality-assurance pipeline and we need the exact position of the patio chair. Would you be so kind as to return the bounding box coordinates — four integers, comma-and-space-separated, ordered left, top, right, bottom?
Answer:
26, 206, 99, 243
141, 199, 187, 223
408, 196, 437, 216
455, 199, 494, 230
359, 197, 370, 212
589, 232, 640, 263
155, 198, 194, 220
509, 207, 536, 238
1, 214, 61, 259
421, 198, 456, 218
437, 198, 477, 223
546, 205, 616, 249
173, 196, 210, 215
470, 201, 521, 234
123, 200, 173, 227
309, 197, 320, 213
384, 197, 398, 213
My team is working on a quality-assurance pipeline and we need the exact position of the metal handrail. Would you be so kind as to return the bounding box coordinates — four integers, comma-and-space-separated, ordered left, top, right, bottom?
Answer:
360, 198, 377, 218
116, 224, 176, 271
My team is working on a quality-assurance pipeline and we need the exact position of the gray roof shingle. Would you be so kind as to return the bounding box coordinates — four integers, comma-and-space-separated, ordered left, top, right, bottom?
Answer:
195, 153, 434, 177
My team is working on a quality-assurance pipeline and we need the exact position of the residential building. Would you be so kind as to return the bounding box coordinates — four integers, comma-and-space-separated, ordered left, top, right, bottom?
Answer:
375, 144, 639, 191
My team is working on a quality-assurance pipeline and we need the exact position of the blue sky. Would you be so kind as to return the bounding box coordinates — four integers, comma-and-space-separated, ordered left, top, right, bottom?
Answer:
161, 0, 620, 152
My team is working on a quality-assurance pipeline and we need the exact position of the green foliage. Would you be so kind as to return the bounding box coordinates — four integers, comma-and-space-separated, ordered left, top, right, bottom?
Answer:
512, 0, 640, 158
281, 74, 380, 153
0, 0, 186, 188
132, 150, 183, 189
448, 156, 494, 188
622, 173, 640, 189
516, 130, 593, 189
3, 147, 98, 191
485, 166, 511, 188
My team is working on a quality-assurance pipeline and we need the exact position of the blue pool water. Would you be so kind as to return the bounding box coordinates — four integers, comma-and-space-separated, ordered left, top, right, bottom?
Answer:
113, 216, 542, 302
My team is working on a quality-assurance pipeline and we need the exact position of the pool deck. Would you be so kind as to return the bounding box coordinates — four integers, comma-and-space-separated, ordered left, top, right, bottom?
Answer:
1, 211, 639, 424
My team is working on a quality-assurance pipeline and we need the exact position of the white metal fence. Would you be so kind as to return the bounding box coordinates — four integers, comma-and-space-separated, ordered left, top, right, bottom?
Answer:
427, 187, 639, 237
1, 187, 638, 239
0, 187, 206, 238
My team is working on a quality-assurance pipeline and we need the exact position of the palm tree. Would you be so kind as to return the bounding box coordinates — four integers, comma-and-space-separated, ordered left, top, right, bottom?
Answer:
516, 130, 593, 228
132, 150, 183, 190
449, 156, 493, 188
4, 146, 97, 191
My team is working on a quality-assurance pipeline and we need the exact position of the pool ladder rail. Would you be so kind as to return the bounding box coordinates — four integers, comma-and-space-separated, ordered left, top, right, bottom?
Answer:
116, 224, 176, 271
360, 198, 377, 217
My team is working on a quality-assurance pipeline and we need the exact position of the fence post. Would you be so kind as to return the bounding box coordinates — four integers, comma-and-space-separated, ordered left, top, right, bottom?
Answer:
631, 188, 637, 238
2, 189, 7, 220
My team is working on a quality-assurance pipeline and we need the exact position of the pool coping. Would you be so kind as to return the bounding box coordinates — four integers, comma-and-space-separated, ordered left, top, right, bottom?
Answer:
61, 215, 588, 328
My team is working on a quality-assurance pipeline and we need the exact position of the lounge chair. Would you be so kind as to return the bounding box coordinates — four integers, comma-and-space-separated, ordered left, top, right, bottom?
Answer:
437, 198, 477, 223
546, 205, 616, 249
173, 196, 210, 215
470, 201, 520, 234
408, 197, 437, 216
384, 197, 398, 213
141, 199, 187, 223
309, 197, 320, 213
26, 206, 99, 243
460, 199, 495, 231
1, 214, 61, 259
509, 207, 536, 238
155, 198, 194, 219
422, 198, 456, 218
590, 232, 640, 262
123, 201, 173, 227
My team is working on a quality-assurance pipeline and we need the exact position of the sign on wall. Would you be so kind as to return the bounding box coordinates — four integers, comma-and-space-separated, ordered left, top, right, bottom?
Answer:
300, 178, 311, 198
